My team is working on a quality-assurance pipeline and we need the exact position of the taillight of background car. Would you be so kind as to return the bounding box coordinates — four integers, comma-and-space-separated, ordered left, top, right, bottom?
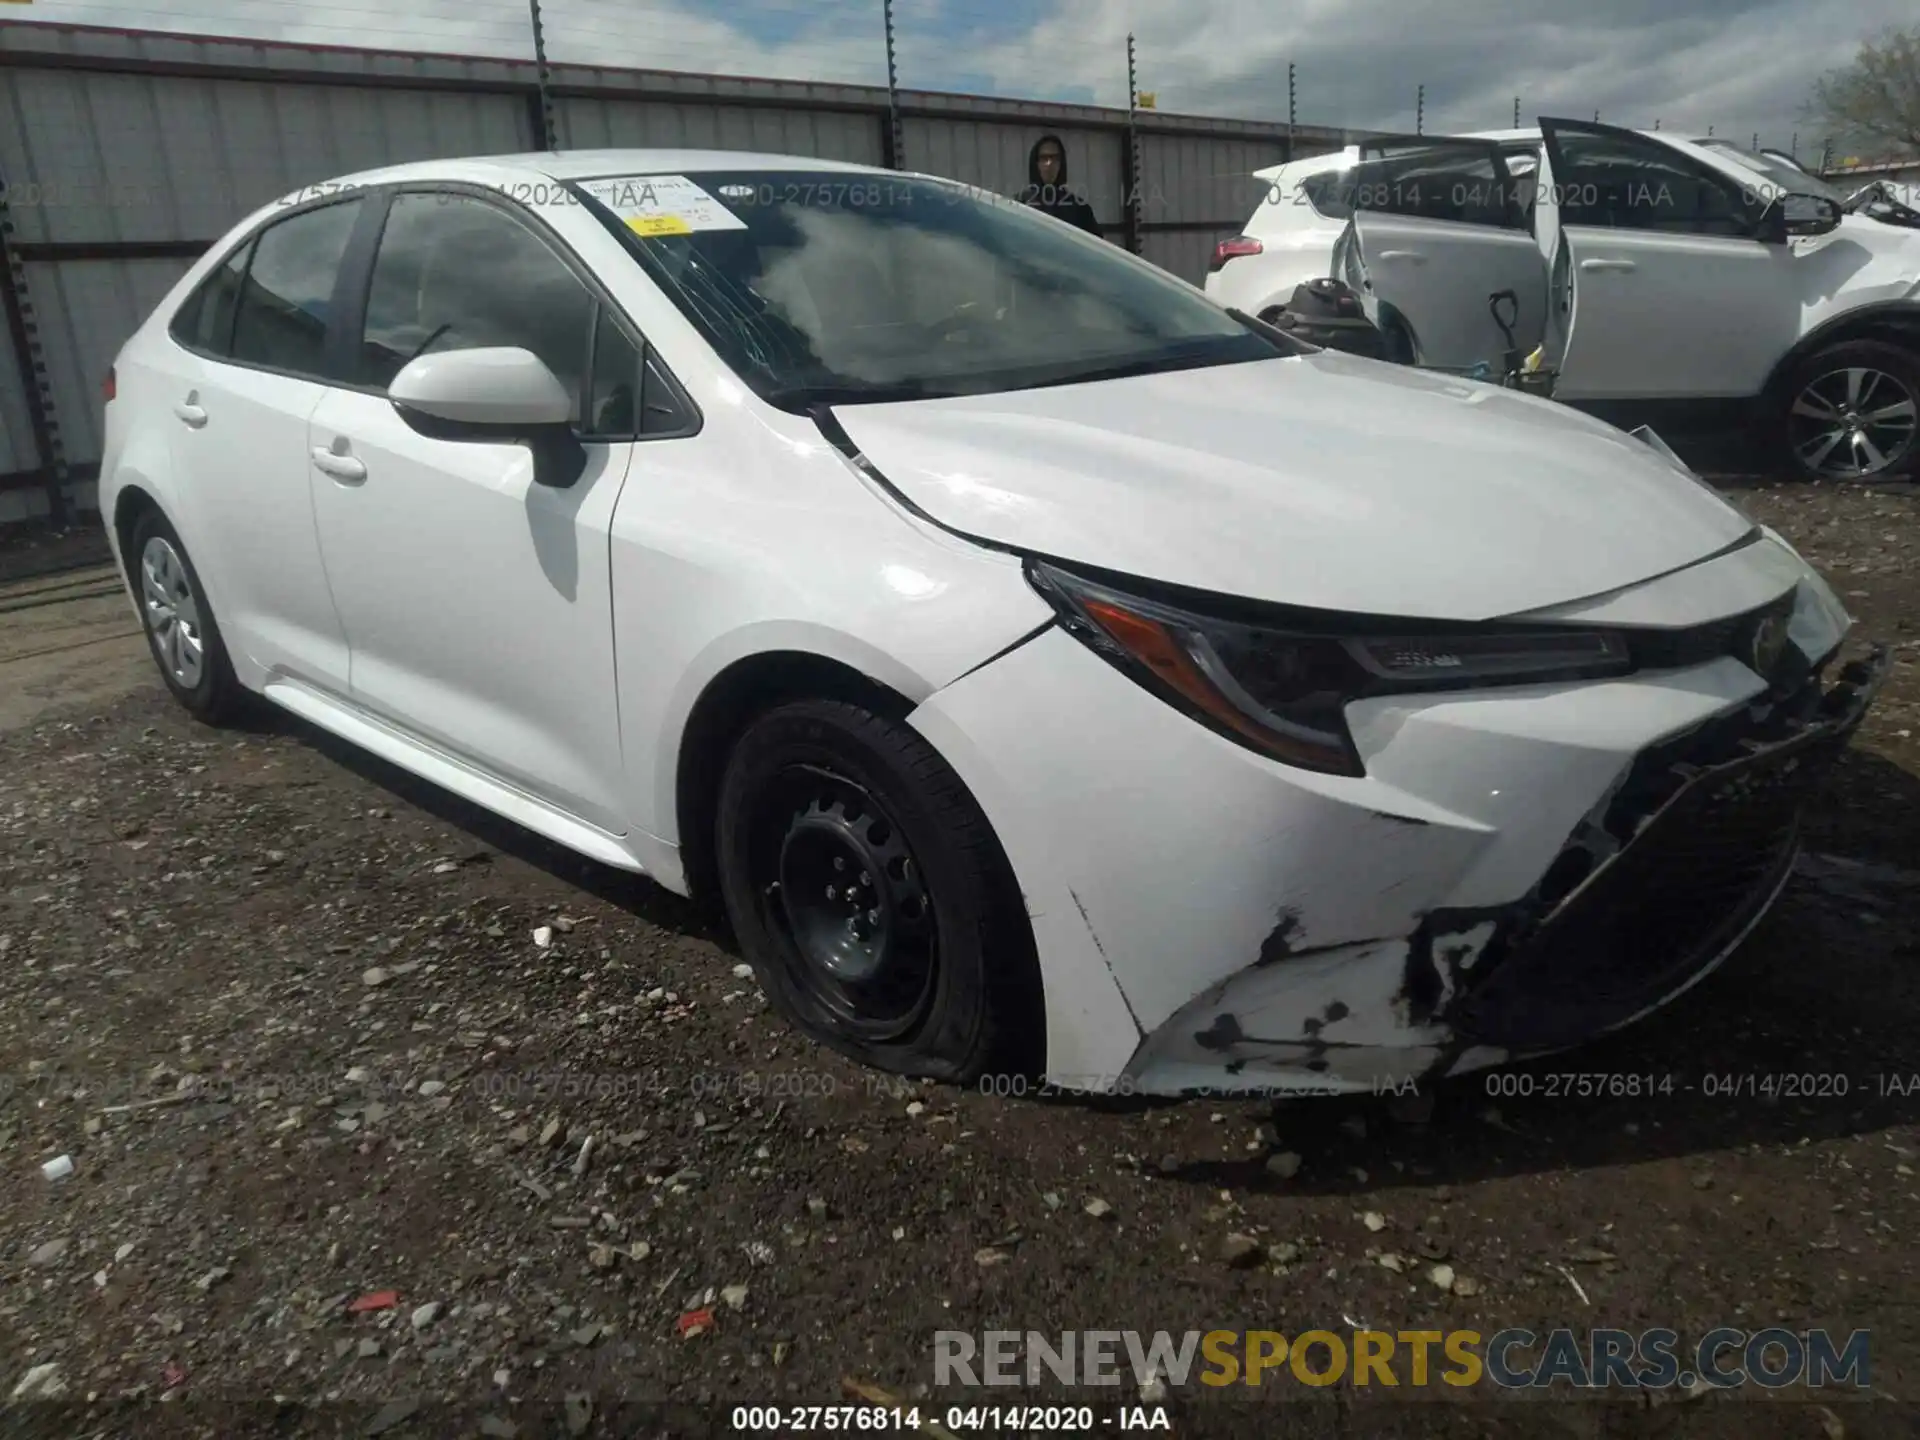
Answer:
103, 366, 116, 403
1209, 235, 1263, 273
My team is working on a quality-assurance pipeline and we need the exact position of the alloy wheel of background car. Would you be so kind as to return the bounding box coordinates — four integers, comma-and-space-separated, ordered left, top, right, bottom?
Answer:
128, 510, 243, 723
714, 699, 1042, 1082
1783, 341, 1920, 481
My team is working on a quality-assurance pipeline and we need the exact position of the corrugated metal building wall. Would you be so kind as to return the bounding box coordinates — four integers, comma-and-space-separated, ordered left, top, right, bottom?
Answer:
0, 21, 1363, 524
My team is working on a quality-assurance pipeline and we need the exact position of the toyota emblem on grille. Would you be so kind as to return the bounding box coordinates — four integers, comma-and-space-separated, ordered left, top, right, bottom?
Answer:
1747, 613, 1788, 676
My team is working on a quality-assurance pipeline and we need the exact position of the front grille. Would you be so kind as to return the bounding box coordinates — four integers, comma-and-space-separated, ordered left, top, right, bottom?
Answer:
1445, 648, 1886, 1052
1624, 588, 1794, 674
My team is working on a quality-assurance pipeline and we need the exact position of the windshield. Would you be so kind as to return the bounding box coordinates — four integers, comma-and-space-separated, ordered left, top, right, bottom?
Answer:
1696, 140, 1848, 204
572, 169, 1280, 409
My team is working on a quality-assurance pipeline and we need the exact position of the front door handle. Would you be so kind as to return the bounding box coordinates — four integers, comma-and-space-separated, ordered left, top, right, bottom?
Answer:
1377, 250, 1427, 263
173, 401, 208, 427
311, 448, 367, 484
1579, 258, 1637, 272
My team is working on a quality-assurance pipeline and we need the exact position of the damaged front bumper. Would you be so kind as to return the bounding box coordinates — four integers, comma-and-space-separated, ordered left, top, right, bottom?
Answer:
1123, 640, 1888, 1095
907, 550, 1888, 1098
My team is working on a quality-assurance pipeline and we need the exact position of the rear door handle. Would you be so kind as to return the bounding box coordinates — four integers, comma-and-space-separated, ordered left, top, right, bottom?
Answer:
1579, 258, 1636, 272
311, 448, 367, 484
172, 402, 207, 427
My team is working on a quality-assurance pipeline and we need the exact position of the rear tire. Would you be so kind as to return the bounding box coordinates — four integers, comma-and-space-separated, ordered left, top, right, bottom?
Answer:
1777, 339, 1920, 481
714, 698, 1043, 1085
129, 509, 243, 724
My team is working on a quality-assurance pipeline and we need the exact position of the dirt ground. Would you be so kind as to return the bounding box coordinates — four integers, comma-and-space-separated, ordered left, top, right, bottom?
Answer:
1, 479, 1917, 1440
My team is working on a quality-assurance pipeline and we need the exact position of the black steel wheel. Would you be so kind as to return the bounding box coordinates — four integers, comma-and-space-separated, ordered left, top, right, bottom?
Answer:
714, 698, 1042, 1083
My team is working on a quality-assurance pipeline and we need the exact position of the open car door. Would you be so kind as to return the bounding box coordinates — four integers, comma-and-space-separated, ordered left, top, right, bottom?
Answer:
1537, 117, 1801, 402
1334, 136, 1547, 372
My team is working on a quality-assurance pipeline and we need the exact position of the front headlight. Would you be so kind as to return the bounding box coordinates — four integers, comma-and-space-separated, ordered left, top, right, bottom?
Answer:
1027, 562, 1633, 777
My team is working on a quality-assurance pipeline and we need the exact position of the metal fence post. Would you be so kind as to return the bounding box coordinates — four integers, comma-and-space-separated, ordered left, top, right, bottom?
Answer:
1287, 63, 1296, 162
881, 0, 905, 169
1513, 95, 1520, 128
1415, 84, 1424, 135
0, 160, 71, 526
1123, 33, 1143, 253
527, 0, 560, 150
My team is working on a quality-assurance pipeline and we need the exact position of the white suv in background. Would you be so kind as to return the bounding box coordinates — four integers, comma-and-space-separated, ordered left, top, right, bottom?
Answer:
1206, 118, 1920, 480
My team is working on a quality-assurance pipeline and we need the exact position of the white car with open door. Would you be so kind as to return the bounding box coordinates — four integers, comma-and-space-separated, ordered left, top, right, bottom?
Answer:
1207, 119, 1920, 480
100, 148, 1884, 1100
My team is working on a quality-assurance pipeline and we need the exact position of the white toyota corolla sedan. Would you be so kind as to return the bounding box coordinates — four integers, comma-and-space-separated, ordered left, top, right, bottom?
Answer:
100, 148, 1886, 1097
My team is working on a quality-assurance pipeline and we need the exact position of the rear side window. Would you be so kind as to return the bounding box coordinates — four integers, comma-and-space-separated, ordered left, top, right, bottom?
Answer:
1348, 147, 1522, 228
228, 199, 364, 378
1300, 171, 1352, 220
169, 240, 252, 356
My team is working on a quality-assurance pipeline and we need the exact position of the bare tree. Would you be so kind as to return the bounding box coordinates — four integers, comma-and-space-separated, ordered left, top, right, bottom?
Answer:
1804, 25, 1920, 159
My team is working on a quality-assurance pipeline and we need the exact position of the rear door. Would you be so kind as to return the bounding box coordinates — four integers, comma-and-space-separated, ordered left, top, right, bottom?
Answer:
1537, 118, 1802, 401
1338, 137, 1546, 370
160, 196, 366, 693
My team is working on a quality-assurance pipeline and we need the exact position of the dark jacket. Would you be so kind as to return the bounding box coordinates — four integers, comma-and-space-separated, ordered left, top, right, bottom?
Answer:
1018, 134, 1103, 236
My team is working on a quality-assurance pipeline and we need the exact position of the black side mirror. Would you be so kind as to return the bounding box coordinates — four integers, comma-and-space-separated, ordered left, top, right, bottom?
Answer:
1781, 194, 1844, 238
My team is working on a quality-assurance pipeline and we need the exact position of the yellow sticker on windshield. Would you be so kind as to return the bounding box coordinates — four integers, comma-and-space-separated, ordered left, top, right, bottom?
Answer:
582, 174, 749, 233
626, 214, 692, 236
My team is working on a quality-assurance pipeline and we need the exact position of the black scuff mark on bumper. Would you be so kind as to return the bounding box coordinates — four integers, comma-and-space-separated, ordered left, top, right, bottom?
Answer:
1195, 1011, 1370, 1074
1371, 810, 1431, 827
1254, 906, 1304, 966
1197, 998, 1362, 1074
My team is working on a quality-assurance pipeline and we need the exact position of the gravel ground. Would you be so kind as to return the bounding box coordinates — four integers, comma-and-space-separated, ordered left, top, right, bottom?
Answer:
1, 481, 1917, 1440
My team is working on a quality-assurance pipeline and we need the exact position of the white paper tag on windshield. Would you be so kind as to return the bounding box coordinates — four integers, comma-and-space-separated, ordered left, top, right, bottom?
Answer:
579, 174, 748, 236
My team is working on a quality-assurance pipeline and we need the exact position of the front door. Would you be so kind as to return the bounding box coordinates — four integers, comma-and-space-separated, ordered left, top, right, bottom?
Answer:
1537, 118, 1803, 402
1340, 137, 1547, 371
307, 188, 640, 835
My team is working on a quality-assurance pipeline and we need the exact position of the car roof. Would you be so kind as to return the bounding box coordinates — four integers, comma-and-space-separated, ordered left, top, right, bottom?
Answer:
287, 147, 890, 194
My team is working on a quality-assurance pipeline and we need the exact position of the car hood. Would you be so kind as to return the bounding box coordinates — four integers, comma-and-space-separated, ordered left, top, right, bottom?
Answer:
829, 351, 1756, 621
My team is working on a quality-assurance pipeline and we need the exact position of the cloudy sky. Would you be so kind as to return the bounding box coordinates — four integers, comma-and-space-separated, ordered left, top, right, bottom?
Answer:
6, 0, 1912, 157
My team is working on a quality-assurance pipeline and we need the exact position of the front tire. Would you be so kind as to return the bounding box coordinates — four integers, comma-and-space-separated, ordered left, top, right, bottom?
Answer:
129, 510, 243, 723
714, 699, 1043, 1084
1779, 340, 1920, 481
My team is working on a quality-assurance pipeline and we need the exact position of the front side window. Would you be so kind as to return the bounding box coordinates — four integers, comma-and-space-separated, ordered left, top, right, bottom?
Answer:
1550, 131, 1758, 237
585, 305, 641, 436
228, 199, 362, 378
1697, 140, 1848, 205
575, 169, 1280, 411
359, 191, 596, 418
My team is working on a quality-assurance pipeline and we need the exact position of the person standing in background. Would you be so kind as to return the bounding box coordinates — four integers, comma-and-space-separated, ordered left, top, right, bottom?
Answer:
1019, 134, 1103, 236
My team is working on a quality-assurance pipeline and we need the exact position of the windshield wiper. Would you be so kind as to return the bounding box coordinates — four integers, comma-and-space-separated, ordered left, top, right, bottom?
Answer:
1000, 336, 1264, 394
762, 379, 950, 409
